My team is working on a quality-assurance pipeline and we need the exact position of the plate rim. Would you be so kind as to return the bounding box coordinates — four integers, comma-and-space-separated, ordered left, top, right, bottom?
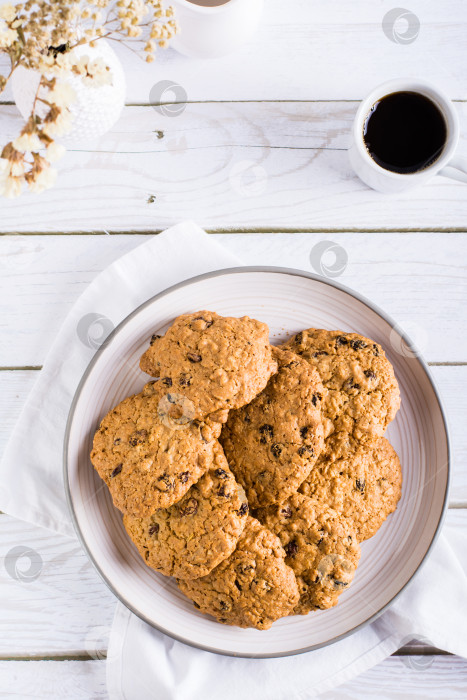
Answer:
63, 265, 451, 658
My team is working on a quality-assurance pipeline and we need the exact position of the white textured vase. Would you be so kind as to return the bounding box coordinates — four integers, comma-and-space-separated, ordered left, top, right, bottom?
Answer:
170, 0, 264, 59
11, 40, 126, 144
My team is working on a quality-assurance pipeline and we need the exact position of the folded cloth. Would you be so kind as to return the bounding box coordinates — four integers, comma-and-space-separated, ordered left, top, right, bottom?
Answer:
1, 223, 466, 699
0, 222, 241, 536
106, 514, 467, 699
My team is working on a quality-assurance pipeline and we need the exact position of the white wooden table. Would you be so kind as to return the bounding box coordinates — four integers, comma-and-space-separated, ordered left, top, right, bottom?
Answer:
1, 1, 467, 697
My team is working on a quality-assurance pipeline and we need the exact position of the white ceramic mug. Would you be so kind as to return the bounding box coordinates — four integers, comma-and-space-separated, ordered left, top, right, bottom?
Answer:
170, 0, 264, 59
349, 78, 467, 193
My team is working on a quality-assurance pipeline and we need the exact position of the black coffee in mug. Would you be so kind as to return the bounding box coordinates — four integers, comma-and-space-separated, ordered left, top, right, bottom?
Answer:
363, 91, 447, 174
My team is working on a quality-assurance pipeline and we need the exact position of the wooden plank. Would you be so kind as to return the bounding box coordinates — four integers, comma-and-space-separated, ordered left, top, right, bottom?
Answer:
2, 367, 467, 500
0, 515, 116, 656
0, 372, 39, 454
1, 233, 466, 365
0, 655, 466, 699
431, 367, 467, 505
0, 504, 465, 657
0, 660, 107, 699
1, 0, 466, 102
0, 103, 466, 232
320, 655, 467, 699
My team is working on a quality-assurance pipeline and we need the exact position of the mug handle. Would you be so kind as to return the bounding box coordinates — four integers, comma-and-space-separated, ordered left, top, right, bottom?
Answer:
439, 155, 467, 184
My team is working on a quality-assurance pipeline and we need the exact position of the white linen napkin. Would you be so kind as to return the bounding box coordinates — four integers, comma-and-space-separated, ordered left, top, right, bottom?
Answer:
107, 514, 467, 700
1, 222, 466, 699
107, 514, 467, 699
0, 221, 240, 536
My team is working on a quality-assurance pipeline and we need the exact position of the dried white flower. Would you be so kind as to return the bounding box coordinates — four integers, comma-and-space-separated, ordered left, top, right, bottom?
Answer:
74, 55, 90, 75
13, 132, 42, 152
48, 51, 76, 75
42, 109, 73, 137
0, 4, 16, 22
0, 175, 22, 198
0, 25, 17, 49
46, 141, 66, 163
48, 81, 77, 108
28, 166, 57, 193
77, 55, 112, 87
88, 57, 106, 76
0, 0, 179, 197
10, 160, 26, 177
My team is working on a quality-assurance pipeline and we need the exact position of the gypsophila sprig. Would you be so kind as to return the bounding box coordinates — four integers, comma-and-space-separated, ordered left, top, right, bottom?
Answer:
0, 0, 178, 197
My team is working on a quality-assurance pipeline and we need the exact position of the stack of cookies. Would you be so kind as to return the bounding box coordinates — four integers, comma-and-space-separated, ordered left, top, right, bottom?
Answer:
91, 311, 402, 630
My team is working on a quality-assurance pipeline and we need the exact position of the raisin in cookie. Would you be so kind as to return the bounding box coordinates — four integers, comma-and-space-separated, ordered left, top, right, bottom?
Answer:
177, 516, 299, 629
90, 381, 221, 517
281, 329, 400, 454
256, 494, 360, 614
123, 446, 249, 580
300, 437, 402, 541
140, 311, 278, 423
220, 349, 325, 508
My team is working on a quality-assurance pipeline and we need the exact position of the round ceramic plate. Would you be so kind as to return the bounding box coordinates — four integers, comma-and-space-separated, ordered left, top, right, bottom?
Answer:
64, 267, 450, 658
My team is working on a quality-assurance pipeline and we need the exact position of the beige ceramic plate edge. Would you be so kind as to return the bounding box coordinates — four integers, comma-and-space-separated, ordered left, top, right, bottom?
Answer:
64, 267, 450, 658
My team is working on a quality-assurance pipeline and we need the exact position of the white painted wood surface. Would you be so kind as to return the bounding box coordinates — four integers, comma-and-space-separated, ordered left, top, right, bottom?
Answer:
1, 509, 465, 658
1, 655, 467, 700
1, 0, 467, 103
0, 514, 115, 657
1, 231, 466, 695
0, 102, 466, 232
0, 661, 108, 699
1, 233, 466, 365
1, 0, 466, 695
